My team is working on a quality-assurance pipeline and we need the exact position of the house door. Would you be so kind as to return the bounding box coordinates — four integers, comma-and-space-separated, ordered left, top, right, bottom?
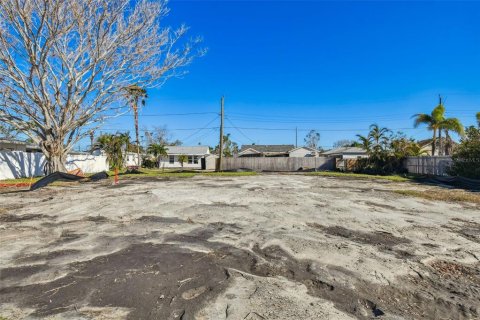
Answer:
201, 158, 206, 170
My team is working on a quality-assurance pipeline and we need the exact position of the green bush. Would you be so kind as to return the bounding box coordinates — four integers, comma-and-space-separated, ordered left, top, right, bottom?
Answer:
142, 158, 157, 169
449, 126, 480, 179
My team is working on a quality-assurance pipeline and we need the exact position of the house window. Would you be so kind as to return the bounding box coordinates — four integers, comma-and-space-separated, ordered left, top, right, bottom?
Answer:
193, 156, 199, 164
188, 155, 194, 164
169, 155, 174, 164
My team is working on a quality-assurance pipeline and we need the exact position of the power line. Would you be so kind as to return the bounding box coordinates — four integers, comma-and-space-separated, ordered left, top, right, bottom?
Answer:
99, 127, 218, 132
222, 127, 421, 132
181, 116, 220, 143
116, 112, 218, 117
225, 117, 256, 144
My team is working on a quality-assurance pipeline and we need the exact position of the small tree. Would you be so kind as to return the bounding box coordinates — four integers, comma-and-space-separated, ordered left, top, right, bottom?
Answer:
147, 143, 168, 167
178, 154, 188, 170
304, 130, 320, 149
449, 126, 480, 179
214, 134, 238, 157
332, 139, 356, 148
95, 133, 131, 170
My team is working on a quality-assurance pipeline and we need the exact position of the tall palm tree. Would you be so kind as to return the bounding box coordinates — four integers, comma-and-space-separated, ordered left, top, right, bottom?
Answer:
124, 85, 148, 167
413, 99, 445, 156
147, 143, 168, 167
476, 112, 480, 127
440, 118, 464, 155
368, 124, 390, 152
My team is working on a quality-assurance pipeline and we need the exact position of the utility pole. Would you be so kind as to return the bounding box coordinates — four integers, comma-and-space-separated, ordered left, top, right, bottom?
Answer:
295, 127, 298, 148
218, 96, 224, 171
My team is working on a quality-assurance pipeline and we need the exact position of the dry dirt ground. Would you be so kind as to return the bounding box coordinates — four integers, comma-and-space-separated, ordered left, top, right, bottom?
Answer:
0, 174, 479, 320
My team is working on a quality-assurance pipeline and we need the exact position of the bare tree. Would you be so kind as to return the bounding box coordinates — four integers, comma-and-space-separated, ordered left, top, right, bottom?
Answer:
304, 130, 320, 149
332, 139, 355, 149
0, 0, 204, 173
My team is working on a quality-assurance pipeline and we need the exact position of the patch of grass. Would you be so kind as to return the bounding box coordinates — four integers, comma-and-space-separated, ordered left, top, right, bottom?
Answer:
394, 189, 480, 204
307, 171, 412, 182
202, 171, 257, 177
0, 177, 41, 184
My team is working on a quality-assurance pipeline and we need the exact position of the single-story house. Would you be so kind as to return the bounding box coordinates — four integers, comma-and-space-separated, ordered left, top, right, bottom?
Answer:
321, 146, 368, 171
238, 145, 295, 157
417, 138, 457, 156
159, 146, 210, 169
321, 146, 368, 159
288, 146, 320, 157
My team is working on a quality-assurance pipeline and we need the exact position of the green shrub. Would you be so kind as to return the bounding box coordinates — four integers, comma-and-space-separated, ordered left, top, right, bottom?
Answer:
449, 126, 480, 179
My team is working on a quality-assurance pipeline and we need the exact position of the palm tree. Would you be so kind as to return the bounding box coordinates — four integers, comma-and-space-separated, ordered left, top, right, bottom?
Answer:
356, 134, 371, 152
368, 124, 390, 152
96, 133, 131, 169
476, 112, 480, 127
406, 142, 427, 156
178, 154, 188, 171
147, 143, 168, 167
440, 118, 464, 155
124, 85, 148, 167
413, 99, 445, 156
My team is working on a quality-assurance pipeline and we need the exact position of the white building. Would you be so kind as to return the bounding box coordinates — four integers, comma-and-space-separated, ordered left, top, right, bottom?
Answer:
288, 146, 320, 157
321, 146, 368, 159
159, 146, 210, 169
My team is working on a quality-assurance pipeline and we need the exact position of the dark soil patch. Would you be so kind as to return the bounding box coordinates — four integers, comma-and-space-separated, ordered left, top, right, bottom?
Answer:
15, 250, 80, 264
0, 264, 48, 282
308, 223, 411, 247
84, 216, 109, 223
308, 223, 418, 260
136, 215, 186, 224
363, 201, 398, 211
1, 227, 477, 320
446, 219, 480, 244
0, 213, 46, 222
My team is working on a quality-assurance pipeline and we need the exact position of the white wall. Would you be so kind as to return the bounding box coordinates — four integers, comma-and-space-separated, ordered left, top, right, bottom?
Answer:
65, 154, 109, 174
124, 153, 140, 167
288, 148, 318, 157
0, 151, 109, 180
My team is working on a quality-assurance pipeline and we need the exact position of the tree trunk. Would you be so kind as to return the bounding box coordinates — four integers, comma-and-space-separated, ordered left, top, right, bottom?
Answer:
133, 100, 141, 167
438, 128, 443, 156
431, 128, 436, 156
41, 137, 68, 174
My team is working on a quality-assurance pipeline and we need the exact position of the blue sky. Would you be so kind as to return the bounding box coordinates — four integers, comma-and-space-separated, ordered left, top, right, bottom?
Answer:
92, 0, 480, 150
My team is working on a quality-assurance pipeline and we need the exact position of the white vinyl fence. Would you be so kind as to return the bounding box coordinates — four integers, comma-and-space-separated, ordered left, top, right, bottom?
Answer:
0, 151, 108, 180
221, 157, 335, 172
403, 156, 453, 176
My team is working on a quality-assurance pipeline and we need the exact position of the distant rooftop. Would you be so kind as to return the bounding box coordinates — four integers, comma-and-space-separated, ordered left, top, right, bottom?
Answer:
240, 144, 295, 153
165, 146, 210, 155
322, 146, 367, 155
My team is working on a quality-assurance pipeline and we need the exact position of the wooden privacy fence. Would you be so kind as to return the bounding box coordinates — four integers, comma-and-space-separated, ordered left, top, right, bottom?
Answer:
403, 156, 453, 176
221, 157, 335, 172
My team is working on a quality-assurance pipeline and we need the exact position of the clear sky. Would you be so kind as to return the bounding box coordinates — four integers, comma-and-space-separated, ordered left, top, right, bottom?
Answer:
90, 0, 480, 150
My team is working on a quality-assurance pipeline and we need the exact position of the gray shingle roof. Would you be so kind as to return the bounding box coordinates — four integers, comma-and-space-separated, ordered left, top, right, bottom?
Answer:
240, 144, 295, 153
165, 146, 210, 155
321, 147, 367, 155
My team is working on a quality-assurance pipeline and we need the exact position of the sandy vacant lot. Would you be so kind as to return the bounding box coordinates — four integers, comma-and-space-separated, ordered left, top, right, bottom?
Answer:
0, 174, 479, 320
